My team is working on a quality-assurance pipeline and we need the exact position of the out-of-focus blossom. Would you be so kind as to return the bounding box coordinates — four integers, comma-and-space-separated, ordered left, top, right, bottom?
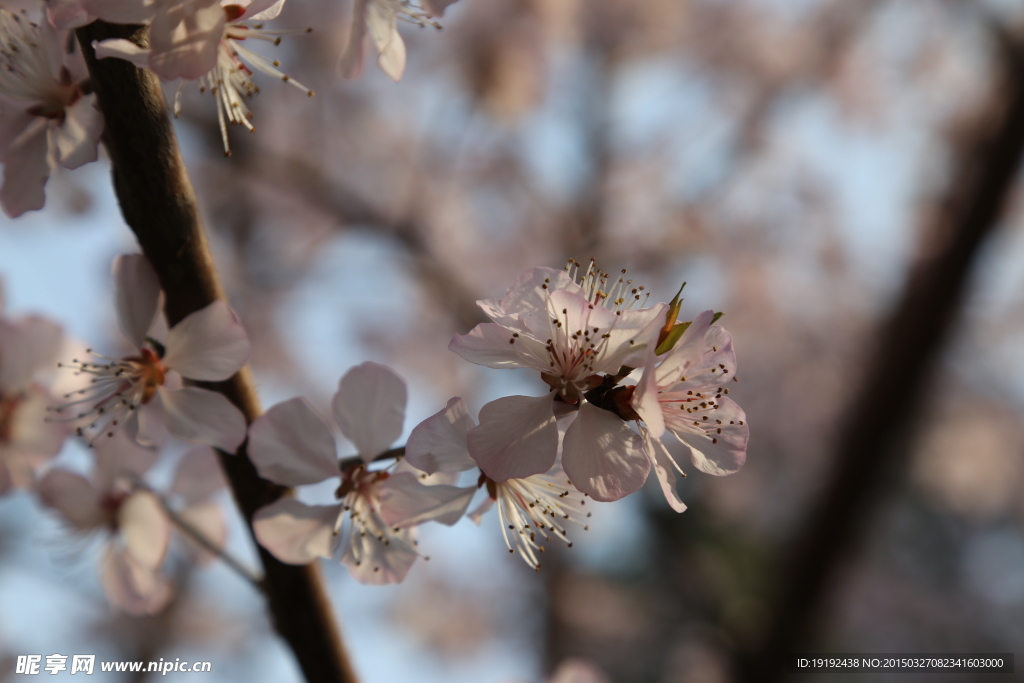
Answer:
94, 0, 313, 155
630, 310, 749, 512
251, 363, 473, 584
0, 7, 102, 217
50, 254, 249, 452
406, 396, 591, 570
339, 0, 450, 82
547, 659, 611, 683
167, 446, 227, 563
449, 260, 666, 502
0, 292, 67, 493
37, 431, 171, 614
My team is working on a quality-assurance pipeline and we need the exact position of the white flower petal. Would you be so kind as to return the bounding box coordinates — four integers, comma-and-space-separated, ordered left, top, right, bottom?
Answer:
248, 397, 339, 486
93, 37, 153, 69
159, 386, 247, 452
148, 0, 226, 81
630, 350, 665, 438
92, 428, 159, 491
332, 362, 406, 461
561, 402, 649, 502
366, 0, 404, 81
0, 315, 63, 392
253, 498, 340, 564
466, 394, 558, 482
37, 469, 105, 530
112, 254, 161, 349
100, 546, 173, 615
341, 524, 418, 585
404, 396, 477, 474
377, 472, 475, 527
0, 119, 51, 218
467, 495, 493, 525
162, 301, 250, 381
82, 0, 159, 24
667, 395, 748, 476
55, 93, 102, 170
447, 322, 541, 370
118, 490, 170, 569
642, 428, 687, 513
338, 0, 368, 79
245, 0, 285, 20
170, 446, 224, 504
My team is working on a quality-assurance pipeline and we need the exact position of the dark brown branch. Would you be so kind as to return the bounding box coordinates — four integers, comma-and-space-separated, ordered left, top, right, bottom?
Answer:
735, 24, 1024, 683
75, 21, 358, 683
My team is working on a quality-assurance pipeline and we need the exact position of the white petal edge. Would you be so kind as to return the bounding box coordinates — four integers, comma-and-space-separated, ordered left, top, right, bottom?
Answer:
332, 362, 406, 462
253, 498, 340, 564
248, 397, 339, 486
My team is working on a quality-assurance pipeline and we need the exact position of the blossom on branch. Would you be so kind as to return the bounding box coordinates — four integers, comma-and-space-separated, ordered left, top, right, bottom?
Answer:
449, 260, 666, 502
49, 254, 249, 452
251, 363, 473, 584
405, 396, 591, 570
0, 8, 102, 217
93, 0, 313, 155
38, 432, 171, 614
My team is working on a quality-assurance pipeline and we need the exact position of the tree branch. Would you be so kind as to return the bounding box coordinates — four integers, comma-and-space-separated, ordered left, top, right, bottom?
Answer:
75, 21, 358, 683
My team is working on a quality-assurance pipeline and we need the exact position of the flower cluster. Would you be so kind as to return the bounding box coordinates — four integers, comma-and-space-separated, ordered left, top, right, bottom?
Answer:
9, 255, 746, 610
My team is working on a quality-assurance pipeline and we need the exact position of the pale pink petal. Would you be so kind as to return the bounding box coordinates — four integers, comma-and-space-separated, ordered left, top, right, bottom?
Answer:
561, 402, 649, 502
597, 302, 669, 373
55, 93, 102, 169
366, 0, 405, 81
448, 322, 541, 370
338, 0, 368, 79
46, 0, 94, 30
245, 0, 284, 20
162, 300, 250, 381
176, 500, 227, 564
467, 495, 493, 525
377, 472, 474, 527
158, 386, 247, 452
466, 394, 558, 482
494, 266, 579, 323
253, 498, 340, 564
93, 37, 153, 69
630, 350, 664, 438
170, 447, 224, 504
404, 396, 477, 474
118, 490, 170, 569
666, 395, 748, 476
37, 469, 106, 530
0, 316, 63, 391
642, 428, 687, 513
341, 524, 418, 585
653, 309, 715, 386
332, 362, 406, 462
99, 546, 172, 615
112, 254, 161, 349
248, 398, 339, 486
91, 428, 158, 491
148, 0, 226, 81
392, 457, 460, 486
0, 119, 52, 218
1, 389, 66, 485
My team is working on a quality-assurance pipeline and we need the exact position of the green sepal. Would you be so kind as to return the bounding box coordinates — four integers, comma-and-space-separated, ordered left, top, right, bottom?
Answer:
655, 321, 690, 355
711, 312, 725, 324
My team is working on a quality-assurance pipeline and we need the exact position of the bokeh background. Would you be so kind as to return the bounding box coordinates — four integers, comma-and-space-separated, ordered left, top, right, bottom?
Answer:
2, 0, 1024, 681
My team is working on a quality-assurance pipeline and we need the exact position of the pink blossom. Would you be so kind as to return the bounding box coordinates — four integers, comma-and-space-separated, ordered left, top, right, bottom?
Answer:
449, 261, 667, 502
630, 310, 749, 512
93, 0, 313, 155
37, 432, 171, 614
339, 0, 447, 82
405, 396, 591, 570
168, 446, 228, 564
50, 255, 250, 452
250, 363, 473, 584
0, 8, 102, 217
